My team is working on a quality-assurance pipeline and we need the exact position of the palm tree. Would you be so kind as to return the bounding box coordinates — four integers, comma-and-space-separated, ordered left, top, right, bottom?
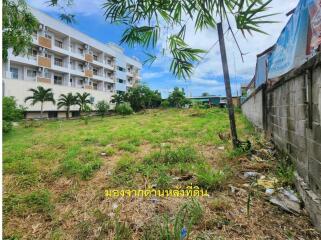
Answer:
57, 93, 77, 119
25, 86, 55, 118
76, 92, 91, 114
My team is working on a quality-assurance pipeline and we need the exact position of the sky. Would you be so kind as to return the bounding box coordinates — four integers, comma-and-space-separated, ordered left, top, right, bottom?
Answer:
28, 0, 299, 98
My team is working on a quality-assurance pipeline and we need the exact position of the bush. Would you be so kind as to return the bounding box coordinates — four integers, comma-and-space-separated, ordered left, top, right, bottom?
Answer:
95, 100, 110, 117
167, 87, 191, 108
3, 120, 13, 133
160, 100, 170, 108
196, 167, 227, 191
115, 102, 133, 115
3, 96, 25, 133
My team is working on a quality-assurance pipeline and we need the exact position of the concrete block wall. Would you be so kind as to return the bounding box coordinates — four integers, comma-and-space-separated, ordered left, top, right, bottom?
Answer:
241, 87, 264, 129
242, 54, 321, 231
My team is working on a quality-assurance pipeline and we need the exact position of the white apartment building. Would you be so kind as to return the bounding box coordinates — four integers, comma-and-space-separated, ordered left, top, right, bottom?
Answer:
2, 7, 142, 118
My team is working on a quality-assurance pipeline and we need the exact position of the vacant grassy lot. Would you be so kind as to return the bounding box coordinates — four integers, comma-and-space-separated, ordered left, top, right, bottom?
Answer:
3, 108, 320, 239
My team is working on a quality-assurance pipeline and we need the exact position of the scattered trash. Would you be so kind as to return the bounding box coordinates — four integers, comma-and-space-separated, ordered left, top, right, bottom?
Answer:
265, 188, 275, 195
151, 184, 157, 189
229, 185, 247, 195
112, 203, 118, 210
218, 146, 225, 150
150, 198, 159, 204
180, 226, 187, 239
173, 174, 193, 181
218, 132, 231, 141
257, 177, 278, 189
243, 171, 260, 179
100, 152, 107, 156
269, 189, 301, 214
251, 155, 264, 162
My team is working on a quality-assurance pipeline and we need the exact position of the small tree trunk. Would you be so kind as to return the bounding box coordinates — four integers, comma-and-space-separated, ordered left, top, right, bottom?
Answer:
217, 22, 239, 148
40, 102, 44, 119
66, 107, 70, 119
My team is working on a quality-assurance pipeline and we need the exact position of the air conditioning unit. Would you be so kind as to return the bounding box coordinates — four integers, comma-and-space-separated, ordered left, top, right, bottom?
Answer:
39, 24, 44, 30
38, 46, 44, 52
38, 67, 43, 73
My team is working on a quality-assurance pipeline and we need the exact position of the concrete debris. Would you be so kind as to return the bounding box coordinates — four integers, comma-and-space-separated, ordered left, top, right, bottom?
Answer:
243, 171, 261, 179
269, 189, 301, 214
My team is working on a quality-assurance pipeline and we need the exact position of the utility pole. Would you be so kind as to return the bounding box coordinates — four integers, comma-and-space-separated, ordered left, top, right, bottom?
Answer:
217, 22, 239, 148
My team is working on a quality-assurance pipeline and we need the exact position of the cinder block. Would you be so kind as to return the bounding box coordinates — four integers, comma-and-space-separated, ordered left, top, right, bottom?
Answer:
307, 139, 321, 162
308, 157, 321, 195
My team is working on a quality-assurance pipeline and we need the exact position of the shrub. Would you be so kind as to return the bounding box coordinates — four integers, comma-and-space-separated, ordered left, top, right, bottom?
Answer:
96, 100, 110, 117
3, 120, 13, 133
160, 100, 170, 108
115, 102, 133, 115
145, 146, 199, 164
196, 167, 227, 191
167, 87, 191, 108
3, 96, 24, 133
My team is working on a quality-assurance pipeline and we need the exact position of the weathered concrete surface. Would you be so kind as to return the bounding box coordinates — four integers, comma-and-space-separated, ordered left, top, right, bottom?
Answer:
241, 87, 264, 129
242, 54, 321, 231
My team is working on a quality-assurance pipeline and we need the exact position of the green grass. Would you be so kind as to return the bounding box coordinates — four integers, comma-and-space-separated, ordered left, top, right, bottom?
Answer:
3, 108, 255, 239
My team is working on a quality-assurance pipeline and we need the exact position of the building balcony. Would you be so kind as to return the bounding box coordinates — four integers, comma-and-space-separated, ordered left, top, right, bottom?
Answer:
52, 62, 69, 73
10, 54, 37, 66
70, 50, 84, 61
92, 74, 105, 82
70, 66, 85, 77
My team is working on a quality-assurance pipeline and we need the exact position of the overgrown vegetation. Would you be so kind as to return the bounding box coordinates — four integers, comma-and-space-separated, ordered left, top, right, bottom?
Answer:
3, 109, 318, 239
2, 96, 24, 133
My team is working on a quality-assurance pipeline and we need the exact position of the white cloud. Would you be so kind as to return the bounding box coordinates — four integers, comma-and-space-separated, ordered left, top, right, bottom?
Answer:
151, 0, 299, 88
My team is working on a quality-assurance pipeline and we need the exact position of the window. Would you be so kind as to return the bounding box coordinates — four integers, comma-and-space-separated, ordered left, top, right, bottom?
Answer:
27, 69, 37, 78
45, 33, 52, 39
107, 84, 112, 90
93, 82, 98, 90
93, 68, 98, 75
78, 48, 83, 54
54, 58, 63, 67
118, 79, 124, 84
10, 67, 18, 79
44, 69, 51, 79
28, 48, 37, 57
54, 75, 63, 85
55, 39, 63, 48
93, 55, 98, 61
117, 66, 125, 72
45, 53, 51, 59
78, 64, 84, 71
48, 111, 58, 118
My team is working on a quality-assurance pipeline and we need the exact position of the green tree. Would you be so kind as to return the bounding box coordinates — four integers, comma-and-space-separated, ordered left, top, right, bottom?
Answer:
168, 87, 190, 108
3, 96, 25, 133
111, 91, 128, 105
95, 100, 110, 117
25, 86, 55, 118
202, 92, 209, 97
57, 93, 77, 119
76, 92, 91, 114
126, 85, 161, 111
3, 0, 39, 62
